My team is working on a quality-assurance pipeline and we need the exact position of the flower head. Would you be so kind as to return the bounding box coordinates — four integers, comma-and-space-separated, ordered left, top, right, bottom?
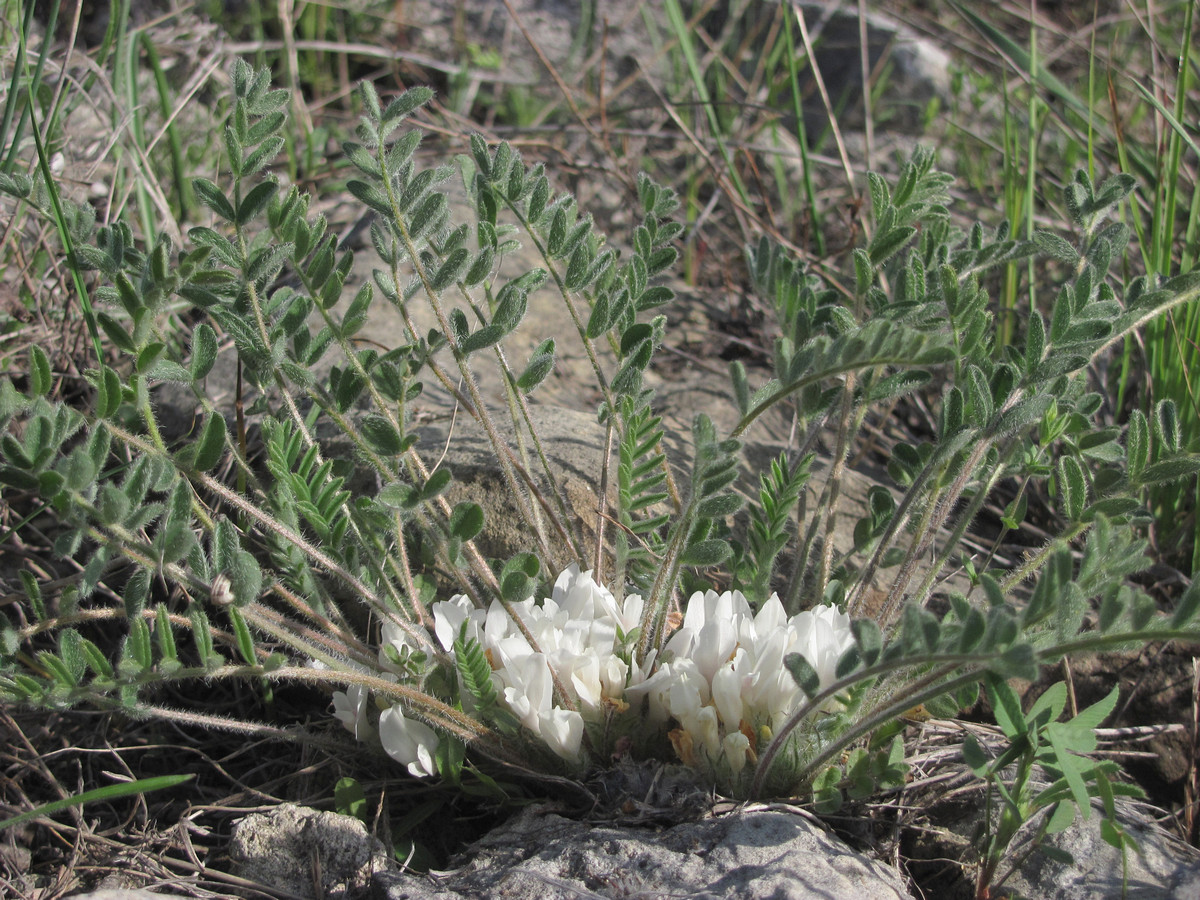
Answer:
340, 567, 856, 790
629, 587, 855, 781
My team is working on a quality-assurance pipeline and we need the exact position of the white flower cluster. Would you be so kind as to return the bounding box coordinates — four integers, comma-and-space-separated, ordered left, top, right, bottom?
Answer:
626, 588, 855, 776
333, 565, 855, 782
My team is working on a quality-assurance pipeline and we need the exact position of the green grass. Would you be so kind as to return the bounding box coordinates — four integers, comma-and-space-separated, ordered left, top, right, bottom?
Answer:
938, 0, 1198, 574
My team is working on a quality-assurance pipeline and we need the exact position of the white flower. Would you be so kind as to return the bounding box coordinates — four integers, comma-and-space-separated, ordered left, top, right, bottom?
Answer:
539, 706, 585, 761
498, 650, 585, 761
379, 705, 439, 778
552, 564, 643, 637
393, 567, 856, 782
332, 684, 373, 740
627, 592, 855, 779
432, 594, 483, 651
790, 603, 855, 692
722, 730, 752, 775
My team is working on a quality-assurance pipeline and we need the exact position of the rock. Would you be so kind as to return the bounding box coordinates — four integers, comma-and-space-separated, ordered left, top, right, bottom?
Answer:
229, 803, 389, 900
395, 0, 950, 136
372, 804, 915, 900
904, 759, 1200, 900
791, 2, 951, 134
1000, 797, 1200, 900
412, 404, 614, 572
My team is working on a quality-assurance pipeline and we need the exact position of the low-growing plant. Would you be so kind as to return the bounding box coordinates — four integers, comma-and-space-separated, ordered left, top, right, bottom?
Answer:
2, 60, 1199, 820
964, 677, 1141, 900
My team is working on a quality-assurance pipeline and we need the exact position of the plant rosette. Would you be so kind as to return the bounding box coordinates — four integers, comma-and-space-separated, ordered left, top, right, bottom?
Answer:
333, 564, 855, 791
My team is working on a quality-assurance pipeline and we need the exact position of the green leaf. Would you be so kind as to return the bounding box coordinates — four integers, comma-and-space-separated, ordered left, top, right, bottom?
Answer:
189, 607, 218, 667
240, 136, 286, 178
500, 553, 539, 603
192, 177, 236, 221
236, 180, 279, 225
1070, 685, 1119, 731
783, 652, 820, 699
586, 293, 612, 339
460, 324, 505, 355
1056, 456, 1087, 521
984, 673, 1026, 739
1045, 724, 1091, 817
334, 777, 368, 822
995, 395, 1053, 436
696, 494, 742, 519
431, 247, 470, 291
1033, 230, 1077, 262
1125, 410, 1149, 478
122, 616, 153, 675
1081, 497, 1142, 521
851, 618, 882, 666
811, 765, 843, 814
190, 324, 219, 380
188, 226, 240, 267
961, 732, 989, 775
96, 366, 124, 418
227, 549, 262, 606
868, 225, 917, 266
454, 628, 501, 712
679, 538, 731, 567
28, 345, 52, 397
193, 413, 228, 471
464, 247, 495, 286
382, 85, 434, 124
362, 414, 403, 455
0, 775, 194, 833
97, 313, 136, 354
516, 339, 555, 393
228, 605, 257, 666
347, 179, 392, 214
79, 637, 114, 680
1154, 400, 1180, 453
1027, 681, 1067, 727
421, 468, 452, 500
853, 248, 872, 296
1044, 802, 1077, 835
154, 605, 177, 664
994, 642, 1038, 681
1138, 456, 1200, 486
449, 502, 484, 542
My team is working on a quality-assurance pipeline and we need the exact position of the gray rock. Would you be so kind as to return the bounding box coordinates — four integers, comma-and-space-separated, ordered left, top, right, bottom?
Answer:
792, 1, 952, 134
1000, 797, 1200, 900
396, 0, 950, 136
907, 762, 1200, 900
229, 803, 389, 900
373, 804, 915, 900
413, 404, 615, 572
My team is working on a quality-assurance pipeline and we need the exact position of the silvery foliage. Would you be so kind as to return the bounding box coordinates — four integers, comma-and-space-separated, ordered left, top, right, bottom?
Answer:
1, 60, 1199, 807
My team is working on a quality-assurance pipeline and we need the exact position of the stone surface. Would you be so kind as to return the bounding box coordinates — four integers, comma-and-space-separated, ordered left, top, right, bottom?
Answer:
373, 804, 915, 900
1001, 796, 1200, 900
395, 0, 950, 135
792, 1, 951, 134
229, 803, 389, 900
906, 761, 1200, 900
